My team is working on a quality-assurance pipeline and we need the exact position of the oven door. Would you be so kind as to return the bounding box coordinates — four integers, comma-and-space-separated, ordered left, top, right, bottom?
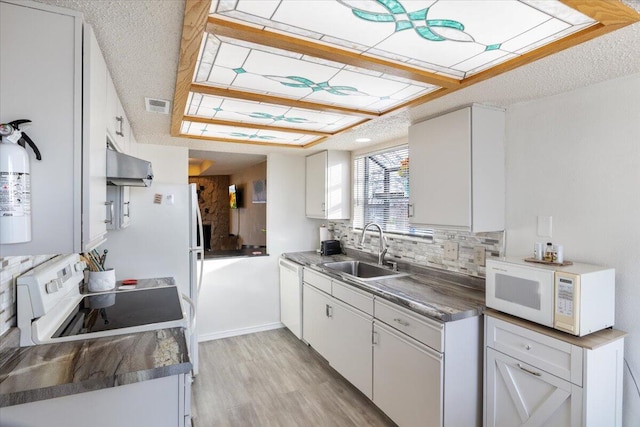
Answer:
486, 260, 555, 327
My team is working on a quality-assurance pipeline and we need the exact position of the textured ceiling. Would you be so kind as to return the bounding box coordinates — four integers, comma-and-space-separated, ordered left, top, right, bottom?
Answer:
32, 0, 640, 168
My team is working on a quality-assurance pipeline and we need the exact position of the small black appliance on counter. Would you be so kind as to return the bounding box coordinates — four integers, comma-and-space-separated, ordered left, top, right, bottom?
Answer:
321, 240, 342, 256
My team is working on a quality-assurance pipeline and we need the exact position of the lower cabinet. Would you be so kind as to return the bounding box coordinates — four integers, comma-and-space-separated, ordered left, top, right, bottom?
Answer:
373, 321, 443, 427
486, 347, 580, 427
301, 267, 482, 427
302, 283, 373, 398
484, 313, 625, 427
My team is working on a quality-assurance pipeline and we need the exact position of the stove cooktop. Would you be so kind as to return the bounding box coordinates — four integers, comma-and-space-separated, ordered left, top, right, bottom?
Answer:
53, 287, 185, 338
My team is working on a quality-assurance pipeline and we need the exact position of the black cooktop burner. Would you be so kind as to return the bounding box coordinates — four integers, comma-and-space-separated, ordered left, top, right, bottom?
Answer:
53, 287, 183, 338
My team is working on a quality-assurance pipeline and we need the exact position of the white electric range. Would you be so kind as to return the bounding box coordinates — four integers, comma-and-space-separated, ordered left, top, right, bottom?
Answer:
17, 254, 187, 347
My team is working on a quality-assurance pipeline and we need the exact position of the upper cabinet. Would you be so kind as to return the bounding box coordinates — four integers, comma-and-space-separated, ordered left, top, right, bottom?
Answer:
1, 1, 88, 255
0, 1, 125, 255
305, 150, 351, 220
82, 24, 108, 250
408, 105, 505, 232
106, 73, 131, 154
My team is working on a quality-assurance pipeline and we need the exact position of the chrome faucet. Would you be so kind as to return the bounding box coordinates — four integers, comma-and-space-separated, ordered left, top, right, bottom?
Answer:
359, 222, 388, 265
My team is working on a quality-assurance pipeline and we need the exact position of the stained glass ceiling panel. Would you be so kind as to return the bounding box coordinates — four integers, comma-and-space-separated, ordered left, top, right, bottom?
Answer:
180, 120, 321, 146
194, 33, 440, 114
186, 92, 364, 133
210, 0, 597, 79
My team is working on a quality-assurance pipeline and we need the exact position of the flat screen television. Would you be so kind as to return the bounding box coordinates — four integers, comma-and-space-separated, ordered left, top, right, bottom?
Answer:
229, 184, 242, 209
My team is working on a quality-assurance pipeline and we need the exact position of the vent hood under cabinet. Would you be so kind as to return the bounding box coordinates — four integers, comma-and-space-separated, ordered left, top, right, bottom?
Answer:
106, 149, 153, 187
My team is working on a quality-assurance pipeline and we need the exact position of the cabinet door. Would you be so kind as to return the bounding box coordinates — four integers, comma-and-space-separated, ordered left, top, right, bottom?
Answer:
485, 348, 582, 427
373, 321, 443, 427
330, 299, 373, 399
302, 284, 334, 360
305, 151, 327, 218
82, 26, 107, 250
105, 72, 119, 145
408, 107, 471, 228
0, 1, 82, 255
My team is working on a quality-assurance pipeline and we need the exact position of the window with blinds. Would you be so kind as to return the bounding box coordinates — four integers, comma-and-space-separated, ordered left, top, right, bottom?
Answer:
353, 145, 431, 237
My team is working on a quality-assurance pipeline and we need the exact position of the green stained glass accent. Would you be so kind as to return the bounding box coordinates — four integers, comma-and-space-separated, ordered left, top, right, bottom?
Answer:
247, 112, 311, 124
485, 43, 502, 51
212, 107, 223, 112
228, 132, 275, 140
345, 1, 472, 43
264, 75, 367, 96
380, 96, 390, 100
233, 68, 246, 74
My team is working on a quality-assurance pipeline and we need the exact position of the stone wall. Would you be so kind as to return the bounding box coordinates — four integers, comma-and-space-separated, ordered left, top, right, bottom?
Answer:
189, 175, 231, 251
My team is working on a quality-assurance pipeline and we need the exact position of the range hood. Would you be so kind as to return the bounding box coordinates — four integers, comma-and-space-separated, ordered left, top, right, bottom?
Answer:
106, 149, 153, 187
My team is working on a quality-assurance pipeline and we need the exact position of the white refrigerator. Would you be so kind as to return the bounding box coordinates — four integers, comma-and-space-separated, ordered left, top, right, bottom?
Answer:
103, 183, 203, 375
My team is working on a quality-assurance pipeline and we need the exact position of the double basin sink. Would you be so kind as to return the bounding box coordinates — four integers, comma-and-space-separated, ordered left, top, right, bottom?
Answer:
320, 260, 407, 281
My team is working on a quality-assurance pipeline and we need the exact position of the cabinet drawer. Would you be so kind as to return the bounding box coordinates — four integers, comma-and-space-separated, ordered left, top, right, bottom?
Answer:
303, 268, 332, 294
332, 281, 373, 316
486, 316, 583, 385
375, 299, 443, 352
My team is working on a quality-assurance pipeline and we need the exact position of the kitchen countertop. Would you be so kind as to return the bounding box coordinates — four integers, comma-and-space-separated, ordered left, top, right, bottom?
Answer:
0, 277, 191, 408
283, 250, 486, 322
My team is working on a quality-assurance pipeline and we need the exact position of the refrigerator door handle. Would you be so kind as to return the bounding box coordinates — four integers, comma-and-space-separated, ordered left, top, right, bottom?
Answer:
195, 202, 204, 297
181, 293, 196, 331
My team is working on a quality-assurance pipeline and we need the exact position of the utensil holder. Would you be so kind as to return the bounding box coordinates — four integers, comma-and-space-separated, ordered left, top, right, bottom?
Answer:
87, 269, 116, 292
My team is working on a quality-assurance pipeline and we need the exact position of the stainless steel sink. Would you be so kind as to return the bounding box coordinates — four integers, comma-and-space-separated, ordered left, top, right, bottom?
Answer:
321, 260, 406, 280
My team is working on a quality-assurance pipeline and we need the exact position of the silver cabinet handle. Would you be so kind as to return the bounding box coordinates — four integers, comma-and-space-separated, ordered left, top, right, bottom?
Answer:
321, 202, 326, 213
394, 318, 410, 327
372, 331, 379, 345
407, 204, 414, 218
115, 116, 124, 137
325, 304, 333, 318
517, 363, 542, 377
105, 201, 114, 224
123, 201, 130, 218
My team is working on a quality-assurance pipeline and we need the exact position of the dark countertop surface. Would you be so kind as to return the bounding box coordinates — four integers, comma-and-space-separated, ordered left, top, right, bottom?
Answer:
283, 250, 486, 322
0, 278, 191, 408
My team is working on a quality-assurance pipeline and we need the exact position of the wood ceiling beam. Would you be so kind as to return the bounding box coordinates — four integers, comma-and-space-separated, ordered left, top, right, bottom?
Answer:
191, 83, 379, 119
171, 0, 211, 137
183, 115, 334, 137
206, 16, 459, 89
179, 133, 315, 149
560, 0, 640, 25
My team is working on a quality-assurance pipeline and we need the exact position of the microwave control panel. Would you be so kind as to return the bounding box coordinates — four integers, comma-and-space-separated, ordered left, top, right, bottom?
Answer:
554, 272, 579, 334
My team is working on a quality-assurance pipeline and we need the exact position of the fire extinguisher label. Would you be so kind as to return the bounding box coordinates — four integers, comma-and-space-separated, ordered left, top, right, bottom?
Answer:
0, 172, 31, 217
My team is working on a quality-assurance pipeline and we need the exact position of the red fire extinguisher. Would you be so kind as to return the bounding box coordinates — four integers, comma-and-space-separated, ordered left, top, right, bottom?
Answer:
0, 120, 42, 244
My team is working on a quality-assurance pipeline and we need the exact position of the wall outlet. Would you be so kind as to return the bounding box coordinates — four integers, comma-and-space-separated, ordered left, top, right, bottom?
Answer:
444, 242, 459, 261
473, 246, 486, 266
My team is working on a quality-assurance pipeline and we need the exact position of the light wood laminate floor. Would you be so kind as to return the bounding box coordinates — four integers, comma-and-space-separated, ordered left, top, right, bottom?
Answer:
192, 328, 395, 427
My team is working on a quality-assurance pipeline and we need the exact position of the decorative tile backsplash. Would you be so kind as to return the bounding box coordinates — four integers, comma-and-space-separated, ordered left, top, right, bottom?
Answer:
0, 255, 54, 337
330, 221, 504, 278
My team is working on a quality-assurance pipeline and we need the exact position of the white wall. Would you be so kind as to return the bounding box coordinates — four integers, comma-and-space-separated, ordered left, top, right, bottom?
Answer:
197, 153, 322, 340
505, 73, 640, 425
104, 144, 189, 287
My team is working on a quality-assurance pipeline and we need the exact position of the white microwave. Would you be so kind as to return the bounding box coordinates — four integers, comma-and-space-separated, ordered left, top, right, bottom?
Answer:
486, 258, 615, 336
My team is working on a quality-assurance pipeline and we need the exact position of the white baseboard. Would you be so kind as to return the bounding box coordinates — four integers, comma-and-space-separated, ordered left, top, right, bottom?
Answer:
198, 322, 284, 342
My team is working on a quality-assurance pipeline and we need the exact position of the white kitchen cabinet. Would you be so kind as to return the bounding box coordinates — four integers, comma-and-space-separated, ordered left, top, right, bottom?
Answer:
373, 321, 443, 427
302, 283, 336, 362
305, 150, 351, 219
106, 186, 131, 230
106, 72, 130, 154
82, 24, 108, 249
302, 277, 373, 398
408, 105, 505, 232
373, 298, 482, 427
484, 312, 625, 427
0, 0, 97, 255
0, 374, 190, 427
